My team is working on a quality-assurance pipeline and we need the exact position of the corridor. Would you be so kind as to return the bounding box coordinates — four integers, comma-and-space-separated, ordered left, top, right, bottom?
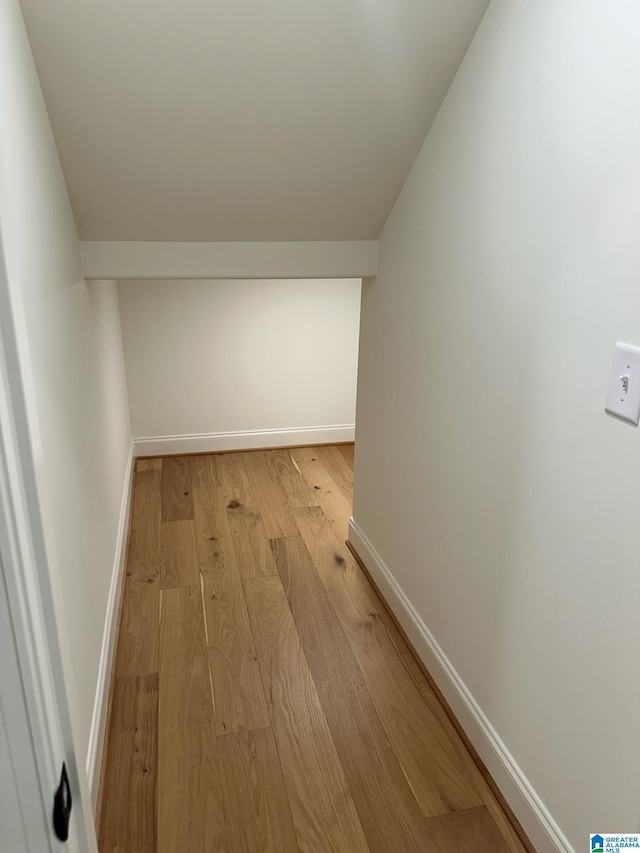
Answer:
98, 445, 526, 852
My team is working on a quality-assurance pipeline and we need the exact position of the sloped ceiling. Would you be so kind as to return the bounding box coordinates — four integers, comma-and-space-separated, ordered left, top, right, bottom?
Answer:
20, 0, 488, 241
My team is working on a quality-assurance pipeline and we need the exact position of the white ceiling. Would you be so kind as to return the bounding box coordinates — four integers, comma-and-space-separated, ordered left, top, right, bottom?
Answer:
20, 0, 488, 242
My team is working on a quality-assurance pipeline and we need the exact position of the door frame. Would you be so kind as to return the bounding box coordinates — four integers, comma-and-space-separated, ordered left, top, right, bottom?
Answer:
0, 223, 97, 850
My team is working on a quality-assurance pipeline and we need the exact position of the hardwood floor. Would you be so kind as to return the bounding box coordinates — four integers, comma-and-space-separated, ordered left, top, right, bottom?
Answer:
98, 444, 530, 853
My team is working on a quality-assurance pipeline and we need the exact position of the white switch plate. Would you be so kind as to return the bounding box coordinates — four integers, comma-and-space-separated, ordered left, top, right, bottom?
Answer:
605, 342, 640, 426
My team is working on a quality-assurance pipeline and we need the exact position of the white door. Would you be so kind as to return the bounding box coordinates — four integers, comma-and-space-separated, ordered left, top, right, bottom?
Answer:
0, 702, 29, 852
0, 554, 55, 850
0, 225, 96, 851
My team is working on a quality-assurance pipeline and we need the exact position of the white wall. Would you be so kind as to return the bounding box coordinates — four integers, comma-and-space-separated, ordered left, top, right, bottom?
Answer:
119, 278, 360, 446
0, 0, 131, 775
80, 240, 378, 280
353, 2, 640, 850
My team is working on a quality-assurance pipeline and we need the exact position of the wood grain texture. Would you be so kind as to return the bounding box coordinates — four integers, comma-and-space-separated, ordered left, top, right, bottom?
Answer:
243, 575, 369, 853
158, 586, 226, 852
115, 469, 162, 675
227, 500, 278, 579
314, 445, 353, 500
136, 457, 163, 471
260, 448, 299, 478
193, 483, 235, 572
272, 535, 436, 853
345, 540, 532, 853
98, 674, 158, 853
216, 453, 277, 578
128, 477, 162, 583
132, 470, 163, 535
294, 505, 483, 818
385, 633, 530, 853
241, 451, 298, 538
160, 519, 199, 588
161, 456, 194, 521
218, 728, 299, 853
187, 454, 220, 490
278, 472, 321, 509
215, 452, 255, 504
290, 447, 352, 539
115, 569, 160, 676
427, 806, 511, 853
197, 486, 270, 736
472, 782, 531, 853
336, 443, 355, 467
100, 444, 531, 853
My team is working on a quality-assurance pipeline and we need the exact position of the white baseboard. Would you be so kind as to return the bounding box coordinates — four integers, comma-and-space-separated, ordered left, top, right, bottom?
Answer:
347, 518, 574, 853
133, 424, 355, 457
86, 441, 135, 809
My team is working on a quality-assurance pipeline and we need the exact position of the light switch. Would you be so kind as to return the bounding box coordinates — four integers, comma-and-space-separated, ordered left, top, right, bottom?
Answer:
605, 342, 640, 426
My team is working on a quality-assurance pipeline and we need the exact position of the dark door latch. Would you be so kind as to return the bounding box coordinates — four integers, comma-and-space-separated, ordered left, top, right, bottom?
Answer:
53, 762, 72, 841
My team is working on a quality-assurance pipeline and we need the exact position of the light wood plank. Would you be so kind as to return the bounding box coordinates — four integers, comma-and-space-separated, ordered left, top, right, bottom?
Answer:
218, 728, 300, 853
472, 789, 530, 853
115, 570, 160, 676
216, 453, 277, 578
102, 447, 531, 853
358, 579, 530, 853
278, 472, 321, 509
158, 587, 227, 852
187, 454, 220, 489
196, 486, 270, 735
160, 519, 199, 588
260, 448, 299, 478
136, 457, 163, 471
161, 456, 194, 521
226, 500, 278, 579
314, 445, 353, 500
216, 452, 255, 504
132, 469, 163, 534
346, 544, 530, 853
272, 535, 437, 853
128, 470, 162, 578
290, 447, 352, 539
128, 525, 162, 583
193, 483, 235, 572
98, 674, 158, 853
241, 451, 298, 538
115, 469, 162, 676
243, 575, 369, 853
427, 806, 511, 853
294, 506, 483, 817
337, 443, 355, 467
